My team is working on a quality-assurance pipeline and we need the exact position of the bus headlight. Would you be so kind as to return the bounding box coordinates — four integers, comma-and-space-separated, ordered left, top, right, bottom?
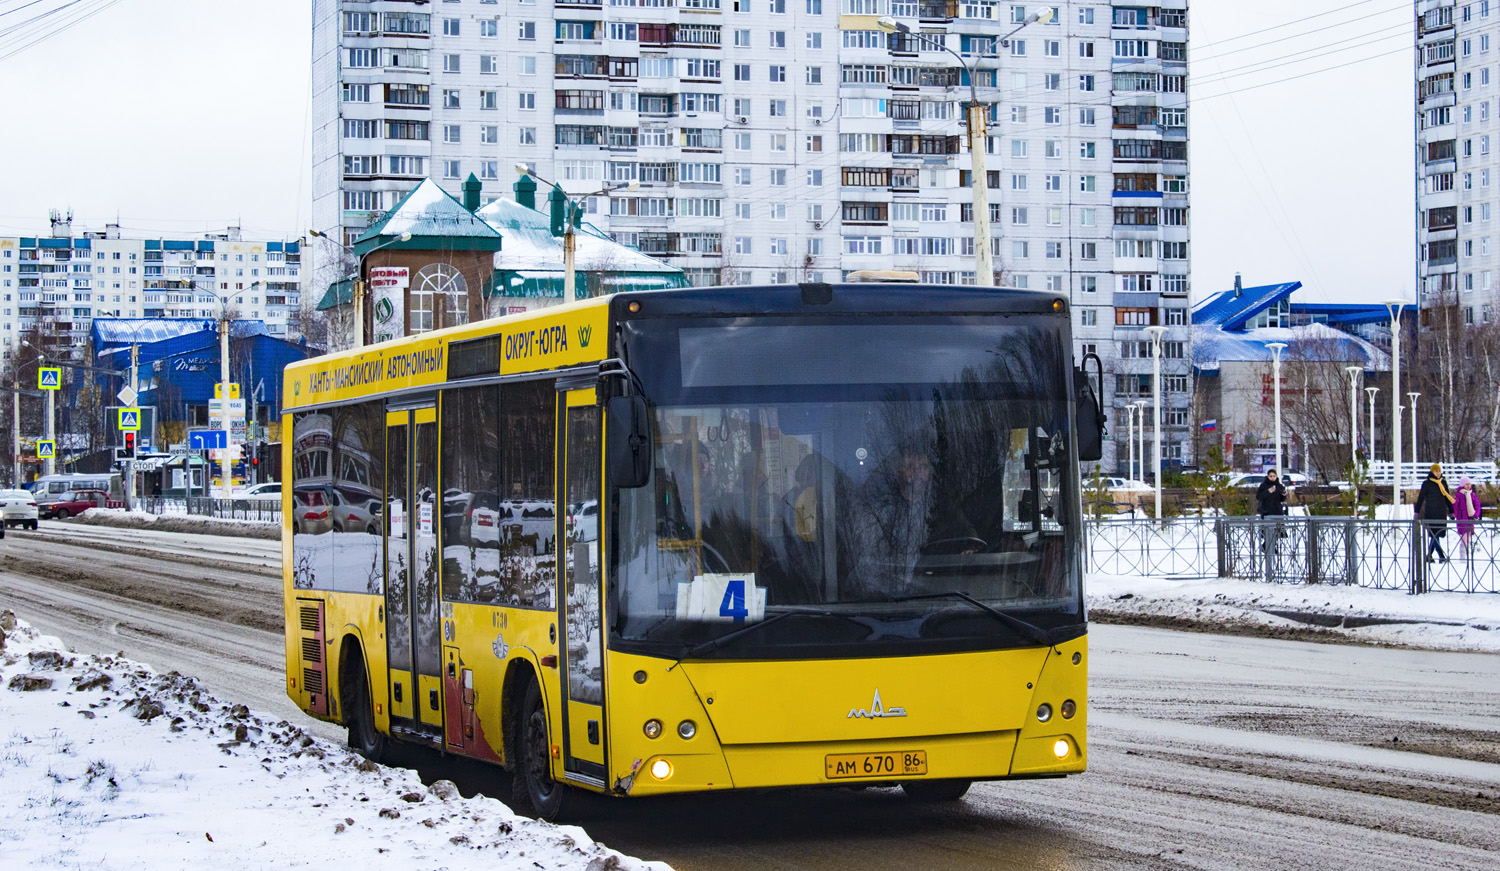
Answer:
643, 719, 663, 739
650, 758, 673, 780
1061, 700, 1076, 719
677, 720, 697, 739
1036, 703, 1053, 723
1052, 738, 1071, 759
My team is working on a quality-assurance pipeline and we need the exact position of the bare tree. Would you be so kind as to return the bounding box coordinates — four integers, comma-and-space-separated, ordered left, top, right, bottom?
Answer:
1280, 332, 1369, 481
1410, 298, 1500, 462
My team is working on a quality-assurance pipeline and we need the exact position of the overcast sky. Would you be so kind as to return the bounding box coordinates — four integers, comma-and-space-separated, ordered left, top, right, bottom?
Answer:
0, 0, 1412, 304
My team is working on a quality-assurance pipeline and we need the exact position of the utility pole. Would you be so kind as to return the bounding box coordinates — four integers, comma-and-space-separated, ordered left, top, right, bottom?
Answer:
11, 380, 18, 487
219, 312, 233, 498
126, 343, 138, 510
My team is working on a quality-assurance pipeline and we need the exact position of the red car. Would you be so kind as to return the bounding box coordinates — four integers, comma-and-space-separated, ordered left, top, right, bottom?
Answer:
42, 489, 109, 519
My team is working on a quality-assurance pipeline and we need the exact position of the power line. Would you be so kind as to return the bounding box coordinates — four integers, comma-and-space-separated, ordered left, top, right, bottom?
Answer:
0, 0, 127, 64
1197, 44, 1409, 101
1193, 0, 1401, 51
0, 0, 50, 20
1194, 28, 1410, 87
1193, 18, 1409, 64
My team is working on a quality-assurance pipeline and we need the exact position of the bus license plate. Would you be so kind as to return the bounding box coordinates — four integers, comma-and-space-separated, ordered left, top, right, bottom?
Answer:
825, 750, 927, 779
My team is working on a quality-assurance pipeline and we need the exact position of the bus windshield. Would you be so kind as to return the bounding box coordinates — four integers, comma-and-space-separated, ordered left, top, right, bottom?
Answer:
613, 315, 1084, 659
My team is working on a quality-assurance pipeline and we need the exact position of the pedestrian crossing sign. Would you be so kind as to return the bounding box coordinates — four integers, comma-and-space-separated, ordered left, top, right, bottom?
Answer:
118, 408, 141, 431
37, 440, 55, 459
38, 368, 60, 390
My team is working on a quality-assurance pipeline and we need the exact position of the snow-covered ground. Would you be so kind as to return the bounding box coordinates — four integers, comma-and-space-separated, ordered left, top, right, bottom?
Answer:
1089, 572, 1500, 652
0, 613, 664, 871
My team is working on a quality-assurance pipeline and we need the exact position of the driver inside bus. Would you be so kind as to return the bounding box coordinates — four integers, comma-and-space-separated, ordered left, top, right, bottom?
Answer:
866, 449, 982, 562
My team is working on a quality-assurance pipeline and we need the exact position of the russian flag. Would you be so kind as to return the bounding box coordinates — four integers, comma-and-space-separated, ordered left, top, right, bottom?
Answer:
1200, 419, 1217, 432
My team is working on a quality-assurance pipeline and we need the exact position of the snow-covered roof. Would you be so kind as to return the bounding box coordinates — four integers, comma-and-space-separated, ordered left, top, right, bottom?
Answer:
1193, 322, 1389, 373
475, 197, 684, 275
1193, 281, 1302, 330
354, 180, 503, 252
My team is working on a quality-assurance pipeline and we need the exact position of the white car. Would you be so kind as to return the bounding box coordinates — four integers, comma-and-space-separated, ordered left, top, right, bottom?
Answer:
0, 489, 38, 530
232, 481, 281, 508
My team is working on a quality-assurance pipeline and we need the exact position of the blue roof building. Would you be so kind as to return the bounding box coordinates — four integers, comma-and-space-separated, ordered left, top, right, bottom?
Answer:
1191, 277, 1389, 477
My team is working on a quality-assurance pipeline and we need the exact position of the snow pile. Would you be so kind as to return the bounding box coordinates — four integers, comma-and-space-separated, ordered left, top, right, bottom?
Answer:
0, 613, 664, 871
1088, 572, 1500, 652
69, 507, 279, 539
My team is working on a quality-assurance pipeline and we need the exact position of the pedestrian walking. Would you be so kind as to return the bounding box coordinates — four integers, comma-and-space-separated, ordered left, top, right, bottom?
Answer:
1453, 476, 1483, 555
1413, 463, 1455, 564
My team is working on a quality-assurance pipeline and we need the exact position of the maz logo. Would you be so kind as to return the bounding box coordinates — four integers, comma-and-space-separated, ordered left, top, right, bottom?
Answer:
848, 689, 907, 719
577, 325, 592, 348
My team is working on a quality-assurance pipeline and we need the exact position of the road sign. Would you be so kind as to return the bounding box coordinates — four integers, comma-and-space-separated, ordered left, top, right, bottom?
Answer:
117, 386, 138, 407
214, 383, 241, 400
38, 368, 60, 390
208, 398, 246, 422
37, 439, 55, 459
209, 445, 244, 461
117, 408, 141, 431
188, 429, 227, 451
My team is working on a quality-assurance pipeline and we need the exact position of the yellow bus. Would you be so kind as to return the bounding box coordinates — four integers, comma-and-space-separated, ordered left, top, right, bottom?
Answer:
282, 282, 1102, 819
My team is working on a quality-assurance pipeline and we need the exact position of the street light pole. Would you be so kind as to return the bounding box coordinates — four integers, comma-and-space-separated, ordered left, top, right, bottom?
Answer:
1344, 365, 1362, 471
1145, 325, 1167, 518
1133, 399, 1146, 485
1126, 403, 1136, 482
309, 229, 411, 347
1408, 391, 1420, 470
1266, 342, 1287, 481
878, 10, 1052, 286
1384, 299, 1406, 509
513, 164, 637, 302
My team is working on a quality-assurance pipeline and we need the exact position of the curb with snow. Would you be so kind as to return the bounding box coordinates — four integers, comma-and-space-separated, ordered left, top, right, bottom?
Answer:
0, 611, 665, 871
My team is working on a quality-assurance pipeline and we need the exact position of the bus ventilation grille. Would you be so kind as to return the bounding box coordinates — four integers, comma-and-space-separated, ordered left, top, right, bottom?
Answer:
296, 599, 328, 716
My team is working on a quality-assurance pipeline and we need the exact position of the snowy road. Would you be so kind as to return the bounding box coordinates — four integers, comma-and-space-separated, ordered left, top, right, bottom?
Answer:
3, 523, 1497, 869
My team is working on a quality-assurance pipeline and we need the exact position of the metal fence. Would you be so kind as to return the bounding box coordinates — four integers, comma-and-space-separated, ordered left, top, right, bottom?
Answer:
1085, 516, 1500, 593
185, 496, 282, 523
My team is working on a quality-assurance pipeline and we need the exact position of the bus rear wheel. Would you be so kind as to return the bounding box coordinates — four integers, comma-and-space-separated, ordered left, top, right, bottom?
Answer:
512, 678, 568, 821
345, 653, 387, 763
901, 779, 971, 802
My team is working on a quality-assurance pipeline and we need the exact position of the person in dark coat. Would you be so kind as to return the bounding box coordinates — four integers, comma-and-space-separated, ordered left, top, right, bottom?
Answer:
1414, 463, 1455, 563
1255, 470, 1287, 518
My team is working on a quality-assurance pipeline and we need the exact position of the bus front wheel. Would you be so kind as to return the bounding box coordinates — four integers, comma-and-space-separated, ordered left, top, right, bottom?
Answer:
901, 779, 971, 802
512, 678, 568, 821
345, 652, 387, 763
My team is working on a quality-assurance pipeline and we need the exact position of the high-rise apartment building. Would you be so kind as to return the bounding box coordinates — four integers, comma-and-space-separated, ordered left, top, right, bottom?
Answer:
0, 215, 304, 360
312, 0, 1191, 472
1416, 1, 1499, 324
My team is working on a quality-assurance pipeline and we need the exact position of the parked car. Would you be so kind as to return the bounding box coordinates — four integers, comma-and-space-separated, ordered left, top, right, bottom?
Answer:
1229, 472, 1308, 489
232, 481, 281, 509
0, 488, 37, 529
292, 486, 334, 535
42, 489, 109, 519
332, 489, 382, 534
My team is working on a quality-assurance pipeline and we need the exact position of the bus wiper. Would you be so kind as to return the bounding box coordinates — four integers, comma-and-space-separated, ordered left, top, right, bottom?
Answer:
882, 591, 1055, 648
680, 608, 856, 660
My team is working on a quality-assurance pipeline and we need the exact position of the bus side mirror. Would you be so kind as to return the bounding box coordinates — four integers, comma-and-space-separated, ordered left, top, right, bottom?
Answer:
607, 395, 653, 488
1076, 357, 1106, 462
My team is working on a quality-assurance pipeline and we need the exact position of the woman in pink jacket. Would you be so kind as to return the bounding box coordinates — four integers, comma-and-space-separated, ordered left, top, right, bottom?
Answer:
1454, 477, 1483, 553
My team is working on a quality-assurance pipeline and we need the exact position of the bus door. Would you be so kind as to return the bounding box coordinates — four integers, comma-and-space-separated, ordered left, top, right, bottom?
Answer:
558, 388, 606, 782
384, 404, 444, 742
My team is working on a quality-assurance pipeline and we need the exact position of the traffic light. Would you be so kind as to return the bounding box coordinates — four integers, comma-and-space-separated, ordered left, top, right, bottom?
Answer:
123, 431, 136, 457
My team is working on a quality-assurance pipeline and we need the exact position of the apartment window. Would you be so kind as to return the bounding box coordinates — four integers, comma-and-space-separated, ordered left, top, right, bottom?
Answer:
479, 19, 497, 37
808, 31, 823, 48
1011, 174, 1027, 190
1012, 241, 1029, 259
1011, 207, 1028, 225
444, 54, 461, 73
770, 99, 787, 116
518, 21, 536, 40
1080, 241, 1096, 260
443, 17, 460, 36
1011, 140, 1028, 158
443, 89, 461, 109
519, 127, 537, 145
770, 31, 786, 48
444, 125, 461, 143
770, 65, 786, 82
518, 92, 535, 110
1079, 107, 1096, 126
480, 125, 499, 145
444, 160, 461, 180
735, 28, 750, 46
1080, 309, 1097, 327
807, 169, 824, 186
342, 83, 370, 102
807, 66, 823, 84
